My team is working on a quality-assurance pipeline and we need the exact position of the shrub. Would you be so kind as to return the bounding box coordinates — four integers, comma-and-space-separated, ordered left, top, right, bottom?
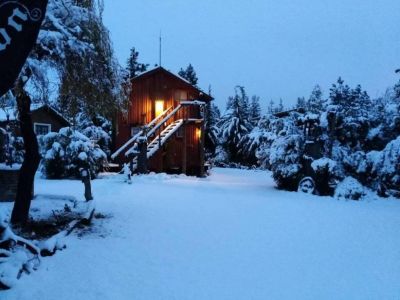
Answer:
311, 158, 342, 195
39, 127, 107, 179
269, 134, 304, 191
334, 177, 365, 200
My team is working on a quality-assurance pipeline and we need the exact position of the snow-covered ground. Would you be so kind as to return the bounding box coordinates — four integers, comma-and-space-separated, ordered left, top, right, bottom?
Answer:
2, 168, 400, 300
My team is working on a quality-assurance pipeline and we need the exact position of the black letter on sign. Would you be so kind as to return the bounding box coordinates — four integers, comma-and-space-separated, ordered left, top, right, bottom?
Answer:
0, 0, 48, 97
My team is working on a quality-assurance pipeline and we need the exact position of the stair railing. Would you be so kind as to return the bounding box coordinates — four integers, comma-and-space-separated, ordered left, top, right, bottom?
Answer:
111, 106, 173, 160
146, 104, 182, 139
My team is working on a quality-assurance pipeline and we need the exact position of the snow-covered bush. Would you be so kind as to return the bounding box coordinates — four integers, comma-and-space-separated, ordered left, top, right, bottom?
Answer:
39, 127, 107, 179
270, 134, 305, 191
343, 137, 400, 197
0, 127, 24, 166
213, 146, 229, 167
311, 158, 341, 195
81, 125, 111, 157
370, 137, 400, 197
74, 113, 113, 157
334, 177, 365, 200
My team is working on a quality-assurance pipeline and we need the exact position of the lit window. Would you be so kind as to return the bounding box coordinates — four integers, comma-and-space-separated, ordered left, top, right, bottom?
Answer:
155, 100, 164, 118
34, 123, 51, 135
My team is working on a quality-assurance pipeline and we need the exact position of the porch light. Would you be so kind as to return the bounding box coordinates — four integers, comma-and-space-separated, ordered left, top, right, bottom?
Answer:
196, 128, 202, 139
155, 100, 164, 118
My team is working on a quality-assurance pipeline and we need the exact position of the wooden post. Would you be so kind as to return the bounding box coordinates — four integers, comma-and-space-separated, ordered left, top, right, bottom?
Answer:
182, 107, 187, 175
199, 120, 206, 177
137, 138, 148, 174
81, 168, 93, 202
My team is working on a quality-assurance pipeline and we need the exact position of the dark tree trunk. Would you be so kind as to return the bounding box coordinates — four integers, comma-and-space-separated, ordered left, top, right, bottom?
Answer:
11, 88, 41, 225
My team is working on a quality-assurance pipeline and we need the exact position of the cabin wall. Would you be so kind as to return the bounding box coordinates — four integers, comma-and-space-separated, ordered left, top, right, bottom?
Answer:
0, 107, 69, 137
128, 72, 201, 126
147, 122, 202, 175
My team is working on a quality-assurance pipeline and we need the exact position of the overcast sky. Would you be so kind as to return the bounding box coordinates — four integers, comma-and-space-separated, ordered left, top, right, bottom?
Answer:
103, 0, 400, 111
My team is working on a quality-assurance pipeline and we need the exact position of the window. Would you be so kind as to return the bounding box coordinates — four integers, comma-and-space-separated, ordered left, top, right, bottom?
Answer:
34, 123, 51, 136
174, 90, 187, 102
155, 100, 164, 118
131, 126, 141, 137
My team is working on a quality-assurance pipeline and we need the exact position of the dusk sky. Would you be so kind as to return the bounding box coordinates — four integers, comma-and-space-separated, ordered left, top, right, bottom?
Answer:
103, 0, 400, 111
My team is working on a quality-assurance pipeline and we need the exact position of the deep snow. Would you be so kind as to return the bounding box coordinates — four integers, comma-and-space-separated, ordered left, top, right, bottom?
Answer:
2, 168, 400, 300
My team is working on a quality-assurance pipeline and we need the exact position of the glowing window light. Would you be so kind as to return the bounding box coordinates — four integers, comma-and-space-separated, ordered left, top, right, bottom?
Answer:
196, 128, 202, 139
155, 100, 164, 118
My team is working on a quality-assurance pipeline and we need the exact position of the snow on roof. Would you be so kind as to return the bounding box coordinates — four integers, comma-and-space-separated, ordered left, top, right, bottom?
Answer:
132, 66, 213, 101
0, 103, 68, 123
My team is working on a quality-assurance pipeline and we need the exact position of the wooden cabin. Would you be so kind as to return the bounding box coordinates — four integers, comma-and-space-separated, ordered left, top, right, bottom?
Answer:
113, 67, 213, 176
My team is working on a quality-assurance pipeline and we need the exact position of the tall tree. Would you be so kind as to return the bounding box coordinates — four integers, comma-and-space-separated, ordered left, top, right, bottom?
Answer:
59, 1, 128, 122
204, 87, 221, 155
267, 99, 275, 115
307, 85, 325, 113
296, 97, 306, 109
126, 47, 149, 78
249, 95, 261, 126
218, 86, 252, 163
178, 64, 198, 86
277, 98, 284, 112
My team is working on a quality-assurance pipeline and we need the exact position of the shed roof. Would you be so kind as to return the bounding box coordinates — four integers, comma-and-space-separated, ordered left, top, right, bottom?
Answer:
0, 103, 70, 125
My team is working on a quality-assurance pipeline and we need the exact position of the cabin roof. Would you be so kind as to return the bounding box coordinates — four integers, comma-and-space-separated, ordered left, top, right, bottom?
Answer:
0, 103, 70, 125
132, 66, 213, 102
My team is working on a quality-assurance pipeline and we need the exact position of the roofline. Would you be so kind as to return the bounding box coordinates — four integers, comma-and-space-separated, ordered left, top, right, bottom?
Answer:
39, 104, 71, 125
0, 103, 70, 125
132, 66, 214, 101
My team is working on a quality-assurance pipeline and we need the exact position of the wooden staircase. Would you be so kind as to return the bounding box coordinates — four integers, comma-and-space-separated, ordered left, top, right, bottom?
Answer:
126, 120, 184, 172
111, 105, 185, 173
111, 100, 206, 175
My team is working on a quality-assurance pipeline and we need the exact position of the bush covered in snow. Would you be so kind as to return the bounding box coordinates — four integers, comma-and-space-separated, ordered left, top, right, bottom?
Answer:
269, 134, 305, 190
0, 126, 24, 166
334, 177, 366, 200
311, 158, 342, 195
75, 114, 112, 157
39, 127, 107, 179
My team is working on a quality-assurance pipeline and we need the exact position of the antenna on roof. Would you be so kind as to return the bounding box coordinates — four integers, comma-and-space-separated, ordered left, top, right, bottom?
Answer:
159, 30, 162, 67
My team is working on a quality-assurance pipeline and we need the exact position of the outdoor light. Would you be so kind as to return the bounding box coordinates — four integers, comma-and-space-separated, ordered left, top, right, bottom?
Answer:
196, 128, 202, 139
155, 100, 164, 117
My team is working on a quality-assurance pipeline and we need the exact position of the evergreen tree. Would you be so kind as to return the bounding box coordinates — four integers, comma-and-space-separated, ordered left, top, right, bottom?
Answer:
218, 86, 252, 163
307, 85, 325, 113
327, 78, 372, 151
249, 95, 262, 126
126, 47, 149, 78
277, 99, 284, 112
267, 99, 275, 115
204, 87, 221, 156
329, 77, 351, 107
178, 64, 198, 86
296, 97, 306, 109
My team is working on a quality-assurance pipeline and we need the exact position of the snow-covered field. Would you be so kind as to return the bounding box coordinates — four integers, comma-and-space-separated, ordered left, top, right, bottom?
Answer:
2, 168, 400, 300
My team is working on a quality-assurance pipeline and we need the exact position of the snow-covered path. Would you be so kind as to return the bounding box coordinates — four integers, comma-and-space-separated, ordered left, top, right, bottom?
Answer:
3, 168, 400, 300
